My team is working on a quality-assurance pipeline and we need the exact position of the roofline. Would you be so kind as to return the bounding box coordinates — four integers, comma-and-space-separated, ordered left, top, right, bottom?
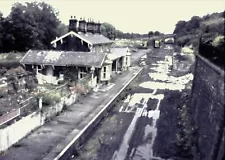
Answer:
93, 41, 114, 45
99, 53, 108, 67
51, 31, 114, 46
20, 49, 32, 64
51, 31, 93, 45
21, 62, 102, 68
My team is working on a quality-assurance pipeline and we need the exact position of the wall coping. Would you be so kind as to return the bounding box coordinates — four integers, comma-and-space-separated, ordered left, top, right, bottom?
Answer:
194, 52, 224, 77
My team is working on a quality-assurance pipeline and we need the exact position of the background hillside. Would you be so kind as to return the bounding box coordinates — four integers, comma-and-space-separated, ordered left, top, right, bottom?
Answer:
173, 11, 224, 49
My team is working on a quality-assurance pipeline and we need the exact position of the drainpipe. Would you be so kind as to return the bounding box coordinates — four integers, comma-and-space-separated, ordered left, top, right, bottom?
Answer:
116, 59, 118, 72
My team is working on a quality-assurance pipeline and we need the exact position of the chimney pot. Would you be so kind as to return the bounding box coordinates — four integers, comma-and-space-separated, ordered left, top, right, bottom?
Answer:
78, 17, 87, 33
69, 16, 78, 32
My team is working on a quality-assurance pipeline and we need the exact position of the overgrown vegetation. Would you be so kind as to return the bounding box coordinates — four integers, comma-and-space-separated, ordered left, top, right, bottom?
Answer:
35, 91, 61, 107
173, 11, 224, 49
101, 22, 149, 40
176, 94, 195, 157
199, 35, 224, 69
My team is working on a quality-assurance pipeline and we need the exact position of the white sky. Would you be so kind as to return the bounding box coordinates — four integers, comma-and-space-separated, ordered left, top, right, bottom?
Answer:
0, 0, 224, 34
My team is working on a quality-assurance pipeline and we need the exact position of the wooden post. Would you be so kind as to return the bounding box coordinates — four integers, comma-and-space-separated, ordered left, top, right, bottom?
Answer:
116, 59, 118, 72
39, 97, 42, 110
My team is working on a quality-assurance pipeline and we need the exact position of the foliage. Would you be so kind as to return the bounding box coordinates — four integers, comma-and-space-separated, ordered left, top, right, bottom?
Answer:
35, 91, 61, 106
101, 22, 149, 40
57, 23, 68, 37
212, 35, 224, 47
173, 11, 224, 48
0, 61, 22, 69
148, 31, 154, 38
25, 76, 37, 92
6, 66, 26, 75
176, 104, 195, 151
62, 68, 78, 81
0, 2, 63, 52
101, 23, 116, 40
154, 31, 160, 36
0, 12, 4, 52
199, 35, 224, 69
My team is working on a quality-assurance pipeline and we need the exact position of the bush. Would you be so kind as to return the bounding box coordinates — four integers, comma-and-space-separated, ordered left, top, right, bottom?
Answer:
0, 61, 22, 69
36, 91, 61, 107
25, 77, 37, 92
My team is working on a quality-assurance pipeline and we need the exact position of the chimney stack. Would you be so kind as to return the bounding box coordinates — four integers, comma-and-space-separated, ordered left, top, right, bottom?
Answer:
96, 21, 101, 34
87, 18, 95, 34
69, 16, 78, 32
78, 18, 87, 33
92, 21, 97, 34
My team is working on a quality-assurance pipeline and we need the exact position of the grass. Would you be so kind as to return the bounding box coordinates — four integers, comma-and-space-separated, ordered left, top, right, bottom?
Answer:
212, 35, 224, 47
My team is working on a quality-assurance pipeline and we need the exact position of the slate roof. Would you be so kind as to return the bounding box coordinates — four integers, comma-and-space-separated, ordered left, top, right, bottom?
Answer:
107, 47, 131, 61
51, 31, 114, 46
20, 50, 107, 68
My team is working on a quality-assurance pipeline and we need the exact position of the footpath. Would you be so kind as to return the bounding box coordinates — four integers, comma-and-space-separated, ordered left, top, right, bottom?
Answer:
0, 66, 143, 160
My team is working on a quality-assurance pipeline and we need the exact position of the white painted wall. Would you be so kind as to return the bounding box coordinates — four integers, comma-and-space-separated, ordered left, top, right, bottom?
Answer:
122, 55, 131, 70
46, 66, 54, 76
0, 93, 77, 151
36, 72, 58, 85
100, 65, 111, 81
0, 112, 42, 151
126, 55, 131, 67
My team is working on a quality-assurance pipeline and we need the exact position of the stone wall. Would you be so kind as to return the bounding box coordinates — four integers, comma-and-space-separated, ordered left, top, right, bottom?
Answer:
190, 54, 224, 160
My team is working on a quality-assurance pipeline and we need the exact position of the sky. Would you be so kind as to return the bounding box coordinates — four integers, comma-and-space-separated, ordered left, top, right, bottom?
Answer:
0, 0, 224, 34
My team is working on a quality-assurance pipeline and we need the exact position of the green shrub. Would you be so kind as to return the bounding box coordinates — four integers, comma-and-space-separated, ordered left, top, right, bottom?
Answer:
36, 91, 61, 107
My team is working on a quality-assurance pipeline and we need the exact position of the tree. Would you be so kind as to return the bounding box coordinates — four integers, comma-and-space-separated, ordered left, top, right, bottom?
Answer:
173, 20, 187, 36
57, 23, 68, 37
2, 2, 60, 52
154, 31, 160, 36
148, 31, 154, 38
0, 12, 4, 52
115, 30, 123, 39
101, 23, 116, 40
186, 16, 202, 32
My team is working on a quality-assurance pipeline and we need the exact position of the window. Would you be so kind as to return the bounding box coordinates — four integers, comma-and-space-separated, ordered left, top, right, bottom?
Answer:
126, 57, 128, 65
79, 68, 86, 79
103, 66, 106, 72
103, 66, 107, 79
